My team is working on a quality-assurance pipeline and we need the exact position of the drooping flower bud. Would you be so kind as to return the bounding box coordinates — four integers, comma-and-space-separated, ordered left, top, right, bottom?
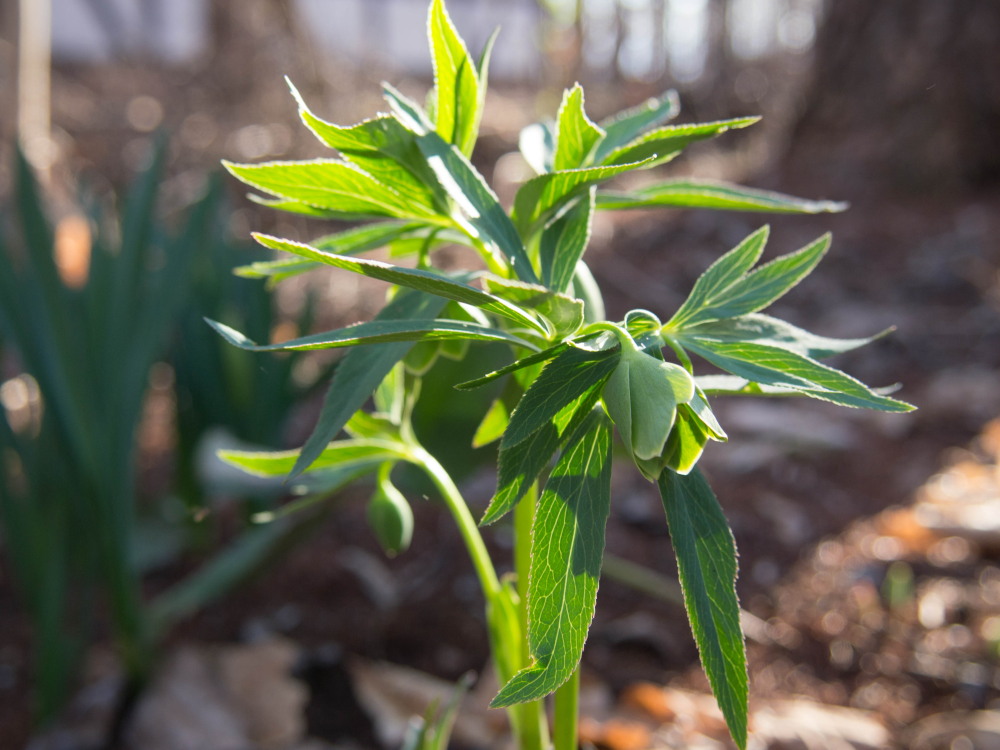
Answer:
367, 469, 414, 557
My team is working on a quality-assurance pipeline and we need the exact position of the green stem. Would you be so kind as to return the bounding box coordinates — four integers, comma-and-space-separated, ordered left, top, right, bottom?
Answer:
410, 446, 500, 599
553, 667, 580, 750
513, 483, 550, 750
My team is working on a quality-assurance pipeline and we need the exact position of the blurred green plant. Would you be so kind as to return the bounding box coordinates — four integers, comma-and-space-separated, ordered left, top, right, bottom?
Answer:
0, 143, 329, 727
217, 0, 914, 746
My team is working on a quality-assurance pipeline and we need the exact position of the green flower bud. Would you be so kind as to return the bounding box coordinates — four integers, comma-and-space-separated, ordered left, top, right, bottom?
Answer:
602, 331, 695, 476
367, 471, 414, 557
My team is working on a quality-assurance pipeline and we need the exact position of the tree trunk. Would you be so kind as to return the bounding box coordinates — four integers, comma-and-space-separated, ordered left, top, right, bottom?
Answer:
787, 0, 1000, 193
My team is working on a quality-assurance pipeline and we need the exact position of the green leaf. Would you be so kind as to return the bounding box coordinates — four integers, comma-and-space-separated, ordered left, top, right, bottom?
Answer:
224, 159, 437, 220
483, 375, 612, 526
658, 469, 747, 750
683, 339, 915, 412
513, 159, 655, 237
491, 410, 613, 707
290, 81, 444, 212
207, 317, 535, 352
220, 438, 407, 477
601, 117, 759, 168
669, 232, 830, 327
667, 226, 769, 328
501, 345, 621, 450
679, 313, 886, 360
455, 341, 572, 390
597, 178, 848, 214
553, 84, 605, 170
428, 0, 481, 156
290, 290, 447, 478
539, 187, 595, 293
246, 194, 366, 220
593, 89, 680, 163
235, 221, 432, 281
661, 405, 713, 475
252, 233, 546, 335
481, 275, 584, 338
383, 84, 540, 284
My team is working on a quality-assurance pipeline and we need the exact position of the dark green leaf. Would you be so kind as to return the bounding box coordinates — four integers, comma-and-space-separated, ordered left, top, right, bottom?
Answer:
658, 469, 747, 750
491, 410, 613, 707
455, 341, 572, 390
482, 378, 610, 526
597, 179, 848, 214
539, 187, 595, 293
684, 339, 915, 412
501, 345, 620, 450
290, 291, 447, 478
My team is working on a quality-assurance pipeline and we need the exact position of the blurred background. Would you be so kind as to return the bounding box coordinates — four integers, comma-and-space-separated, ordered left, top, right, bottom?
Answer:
2, 1, 1000, 748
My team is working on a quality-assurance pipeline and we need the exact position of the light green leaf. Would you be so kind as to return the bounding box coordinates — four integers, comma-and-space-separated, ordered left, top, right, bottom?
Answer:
491, 410, 612, 707
597, 178, 848, 214
602, 337, 695, 465
224, 159, 436, 220
208, 317, 536, 353
601, 117, 759, 168
668, 231, 830, 328
383, 84, 540, 284
290, 81, 444, 211
428, 0, 481, 155
252, 233, 546, 335
481, 275, 584, 338
539, 187, 595, 293
290, 290, 447, 478
593, 89, 680, 163
246, 194, 365, 219
661, 405, 713, 475
513, 158, 655, 237
667, 226, 769, 328
553, 84, 605, 170
220, 439, 407, 477
658, 469, 748, 750
501, 345, 621, 450
234, 221, 434, 281
683, 339, 915, 412
680, 313, 885, 359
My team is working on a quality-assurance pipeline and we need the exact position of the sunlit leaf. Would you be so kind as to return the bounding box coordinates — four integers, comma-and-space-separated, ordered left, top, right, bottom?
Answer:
597, 179, 848, 214
491, 411, 612, 707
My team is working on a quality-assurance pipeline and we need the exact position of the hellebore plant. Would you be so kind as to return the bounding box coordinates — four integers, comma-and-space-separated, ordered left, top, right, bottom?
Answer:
215, 1, 914, 746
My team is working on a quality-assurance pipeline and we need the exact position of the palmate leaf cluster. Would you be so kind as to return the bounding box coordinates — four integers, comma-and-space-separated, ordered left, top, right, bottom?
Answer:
218, 0, 913, 745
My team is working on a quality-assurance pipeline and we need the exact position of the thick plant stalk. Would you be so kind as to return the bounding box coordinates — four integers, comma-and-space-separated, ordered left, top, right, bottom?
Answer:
553, 667, 580, 750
